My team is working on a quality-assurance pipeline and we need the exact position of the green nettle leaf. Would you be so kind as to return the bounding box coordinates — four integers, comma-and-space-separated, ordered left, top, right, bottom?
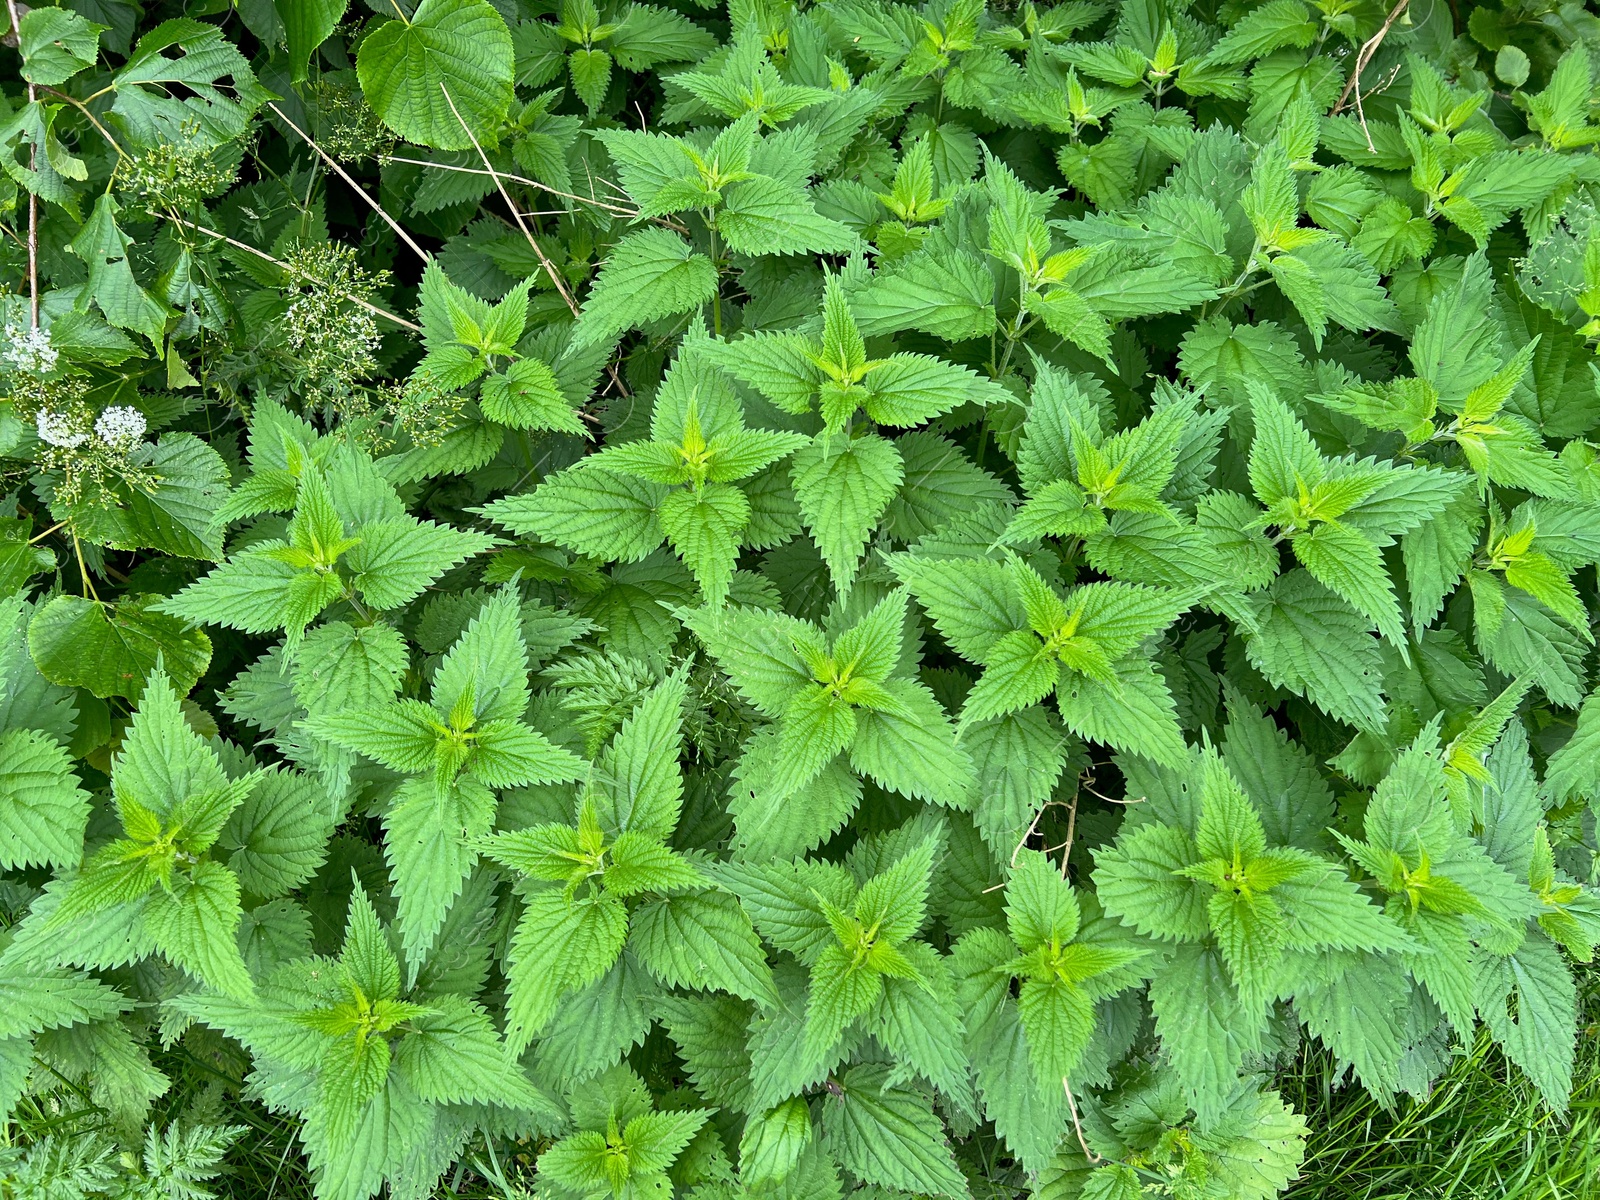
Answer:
791, 433, 904, 593
1095, 749, 1409, 1115
715, 274, 1008, 436
629, 888, 779, 1006
276, 0, 348, 83
983, 849, 1145, 1094
12, 0, 1600, 1191
573, 227, 719, 346
356, 0, 515, 150
69, 194, 171, 349
37, 669, 258, 997
28, 594, 212, 699
509, 338, 810, 604
0, 729, 92, 871
158, 459, 495, 643
538, 1065, 710, 1199
480, 674, 702, 1051
687, 592, 972, 808
739, 1095, 812, 1186
895, 551, 1195, 765
823, 1063, 970, 1199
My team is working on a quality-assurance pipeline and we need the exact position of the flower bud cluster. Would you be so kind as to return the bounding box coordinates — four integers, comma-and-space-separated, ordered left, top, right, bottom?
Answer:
1, 323, 59, 375
279, 244, 390, 400
115, 122, 239, 212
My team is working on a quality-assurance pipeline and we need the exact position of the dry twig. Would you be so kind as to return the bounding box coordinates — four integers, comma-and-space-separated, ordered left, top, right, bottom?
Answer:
168, 215, 423, 332
268, 101, 431, 265
439, 81, 634, 399
1331, 0, 1412, 151
7, 0, 38, 327
439, 82, 580, 318
1062, 1079, 1103, 1164
380, 154, 639, 216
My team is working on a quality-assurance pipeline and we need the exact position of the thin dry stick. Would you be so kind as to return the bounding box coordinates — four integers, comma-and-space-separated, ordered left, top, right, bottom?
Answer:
267, 102, 432, 265
438, 82, 579, 317
1080, 776, 1144, 806
439, 81, 633, 402
1048, 789, 1081, 879
380, 154, 639, 216
1011, 801, 1053, 868
41, 85, 127, 160
168, 215, 423, 332
7, 0, 38, 327
1331, 0, 1411, 151
1062, 1079, 1103, 1164
982, 796, 1069, 892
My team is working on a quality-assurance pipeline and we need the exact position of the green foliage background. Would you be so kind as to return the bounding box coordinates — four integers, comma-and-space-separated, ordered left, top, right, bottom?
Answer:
3, 0, 1600, 1197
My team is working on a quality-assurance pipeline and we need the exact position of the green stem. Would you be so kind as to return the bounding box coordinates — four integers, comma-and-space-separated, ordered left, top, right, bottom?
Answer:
342, 581, 373, 624
993, 299, 1036, 381
706, 211, 722, 336
1200, 242, 1263, 321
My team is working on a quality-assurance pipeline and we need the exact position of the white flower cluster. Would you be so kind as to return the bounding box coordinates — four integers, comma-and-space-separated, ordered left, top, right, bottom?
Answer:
2, 323, 59, 375
36, 409, 89, 448
95, 405, 148, 450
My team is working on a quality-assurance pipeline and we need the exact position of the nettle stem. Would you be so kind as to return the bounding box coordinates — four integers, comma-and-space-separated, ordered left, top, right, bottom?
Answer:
7, 0, 38, 327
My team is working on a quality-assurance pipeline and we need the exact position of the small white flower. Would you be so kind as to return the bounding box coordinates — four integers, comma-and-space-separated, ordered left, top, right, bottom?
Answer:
36, 409, 89, 449
95, 405, 148, 450
2, 323, 58, 374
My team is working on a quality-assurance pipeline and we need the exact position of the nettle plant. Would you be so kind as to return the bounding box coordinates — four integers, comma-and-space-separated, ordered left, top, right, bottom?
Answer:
5, 0, 1600, 1198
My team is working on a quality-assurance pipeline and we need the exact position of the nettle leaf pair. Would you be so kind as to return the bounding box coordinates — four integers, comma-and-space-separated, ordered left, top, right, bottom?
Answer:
1394, 53, 1583, 248
1064, 1072, 1310, 1200
1094, 746, 1412, 1121
670, 31, 838, 129
909, 157, 1229, 373
515, 0, 715, 114
571, 97, 857, 348
473, 673, 765, 1053
309, 590, 588, 966
1246, 386, 1465, 650
1469, 498, 1599, 652
1235, 126, 1401, 349
159, 407, 494, 645
485, 334, 808, 605
1000, 371, 1191, 545
175, 883, 553, 1200
954, 849, 1145, 1102
1056, 0, 1251, 100
893, 550, 1196, 767
415, 264, 587, 435
875, 137, 955, 245
1317, 254, 1571, 501
538, 1064, 712, 1200
596, 111, 856, 256
38, 670, 259, 999
992, 363, 1243, 625
1337, 723, 1600, 1108
986, 159, 1131, 364
686, 587, 975, 817
711, 273, 1009, 589
716, 822, 974, 1108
